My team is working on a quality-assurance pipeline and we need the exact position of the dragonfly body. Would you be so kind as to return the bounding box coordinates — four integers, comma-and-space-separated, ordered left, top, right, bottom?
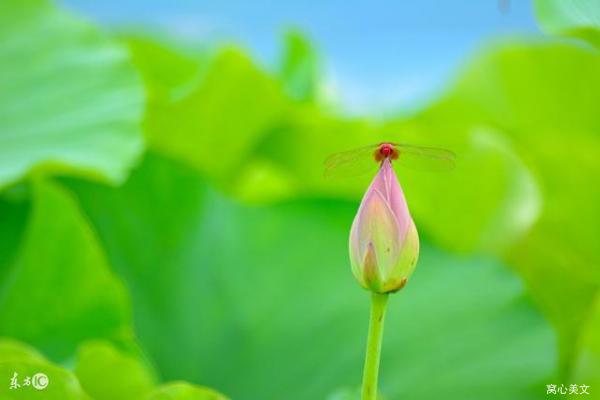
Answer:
374, 142, 399, 162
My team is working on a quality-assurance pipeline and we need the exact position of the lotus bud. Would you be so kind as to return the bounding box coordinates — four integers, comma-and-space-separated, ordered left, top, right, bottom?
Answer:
349, 158, 419, 293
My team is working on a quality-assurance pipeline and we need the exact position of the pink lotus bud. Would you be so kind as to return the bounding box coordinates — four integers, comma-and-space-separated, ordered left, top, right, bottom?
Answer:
349, 158, 419, 293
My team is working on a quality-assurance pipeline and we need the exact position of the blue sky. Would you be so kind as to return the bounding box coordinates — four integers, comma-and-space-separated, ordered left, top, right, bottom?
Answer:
61, 0, 541, 115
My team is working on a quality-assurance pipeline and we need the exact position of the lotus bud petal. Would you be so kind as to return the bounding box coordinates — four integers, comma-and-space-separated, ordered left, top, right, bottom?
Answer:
349, 158, 419, 293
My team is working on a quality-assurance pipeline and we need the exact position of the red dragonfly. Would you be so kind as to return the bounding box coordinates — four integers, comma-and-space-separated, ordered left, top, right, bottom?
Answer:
324, 142, 456, 178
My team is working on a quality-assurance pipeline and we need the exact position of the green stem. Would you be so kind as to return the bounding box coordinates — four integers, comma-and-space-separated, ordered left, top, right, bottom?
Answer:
361, 292, 389, 400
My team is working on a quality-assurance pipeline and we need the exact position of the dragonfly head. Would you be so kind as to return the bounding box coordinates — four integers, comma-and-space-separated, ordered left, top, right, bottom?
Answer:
374, 143, 399, 162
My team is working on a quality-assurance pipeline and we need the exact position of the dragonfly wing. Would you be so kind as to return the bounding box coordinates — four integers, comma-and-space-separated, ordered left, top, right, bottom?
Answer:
323, 144, 379, 179
393, 143, 456, 172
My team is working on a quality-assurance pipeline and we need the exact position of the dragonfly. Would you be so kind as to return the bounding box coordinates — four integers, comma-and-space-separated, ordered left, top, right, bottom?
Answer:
324, 142, 456, 178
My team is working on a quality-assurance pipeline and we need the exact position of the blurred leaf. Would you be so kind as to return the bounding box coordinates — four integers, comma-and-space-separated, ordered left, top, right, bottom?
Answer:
0, 338, 44, 362
279, 30, 319, 102
146, 382, 229, 400
75, 340, 156, 400
231, 157, 298, 204
64, 154, 207, 375
0, 0, 144, 189
326, 387, 387, 400
65, 154, 556, 400
227, 111, 376, 204
571, 293, 600, 391
403, 41, 600, 377
0, 338, 90, 399
534, 0, 600, 47
126, 36, 206, 101
247, 111, 378, 200
129, 38, 290, 180
326, 387, 361, 400
0, 188, 30, 286
0, 179, 133, 361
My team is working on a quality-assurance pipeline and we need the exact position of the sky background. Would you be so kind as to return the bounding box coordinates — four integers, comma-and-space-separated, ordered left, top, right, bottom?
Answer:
60, 0, 541, 116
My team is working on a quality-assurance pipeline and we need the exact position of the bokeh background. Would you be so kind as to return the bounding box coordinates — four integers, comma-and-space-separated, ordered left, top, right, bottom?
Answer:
0, 0, 598, 399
